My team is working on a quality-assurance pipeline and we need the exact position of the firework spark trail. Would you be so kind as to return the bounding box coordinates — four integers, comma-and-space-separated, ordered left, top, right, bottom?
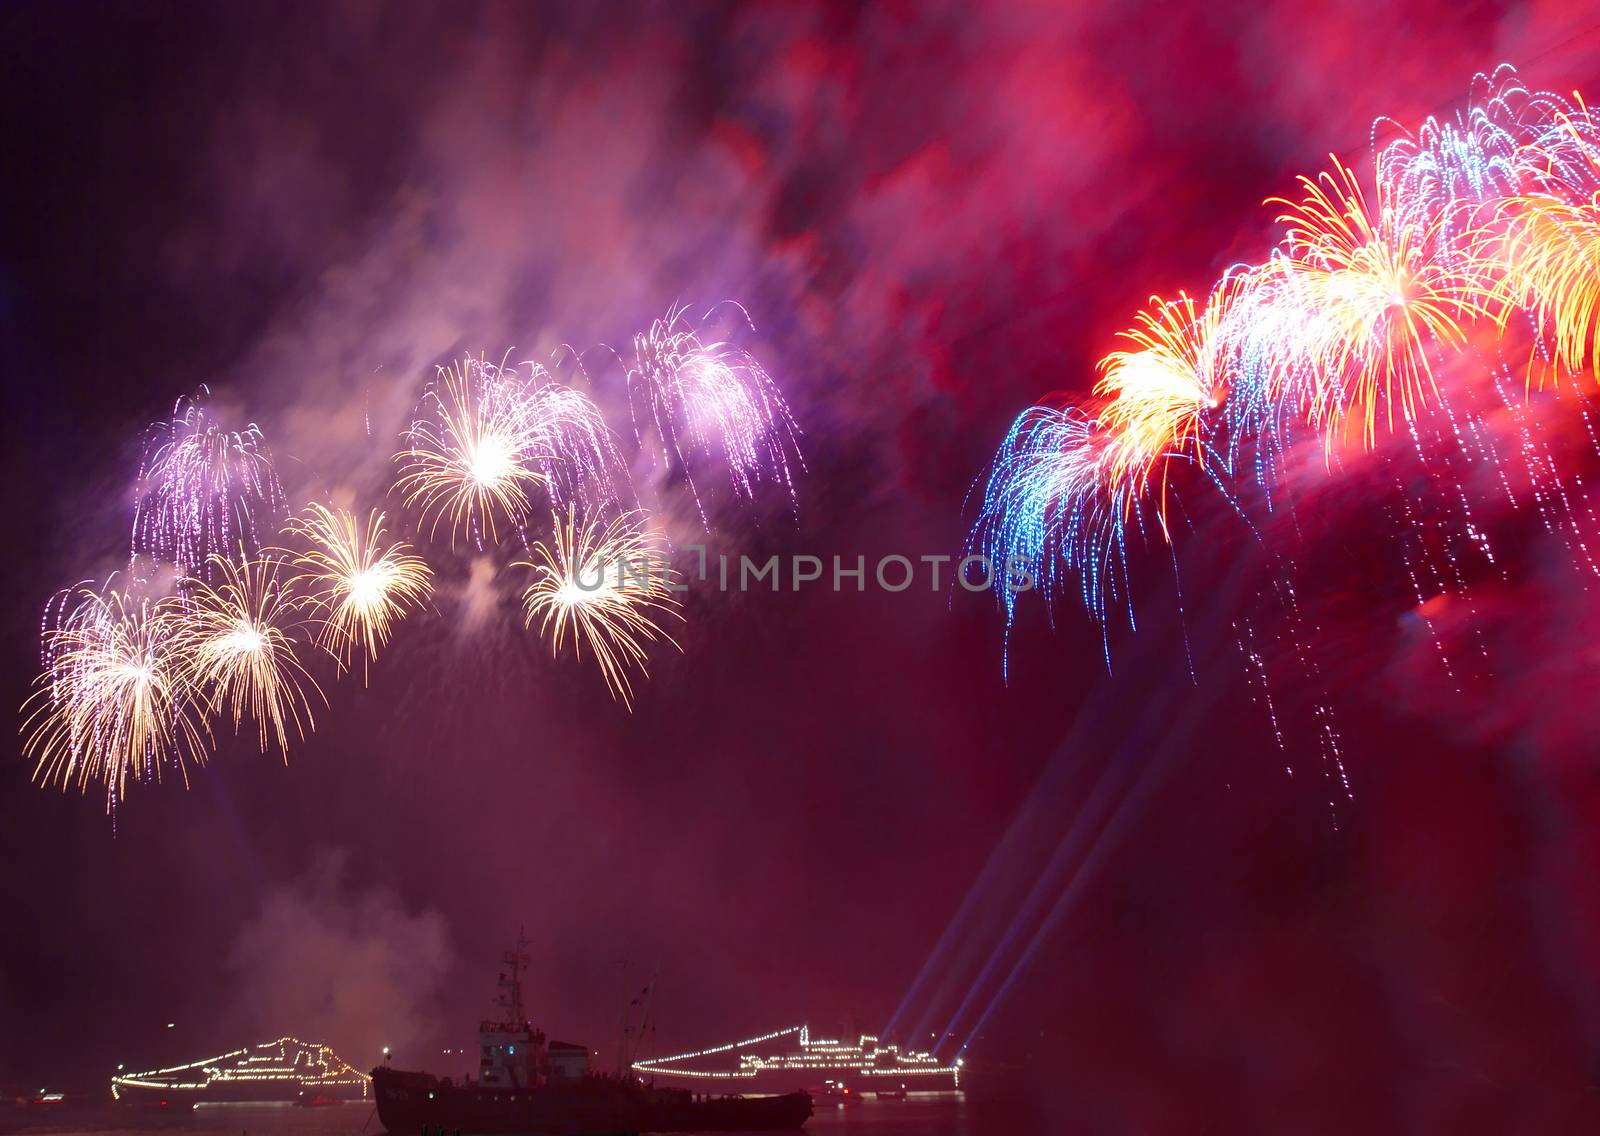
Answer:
395, 355, 549, 549
281, 504, 434, 680
1426, 387, 1500, 673
131, 390, 286, 583
517, 507, 682, 710
22, 579, 211, 811
1486, 356, 1600, 578
1233, 618, 1289, 775
1269, 569, 1351, 822
1393, 490, 1461, 693
1428, 381, 1500, 570
627, 303, 801, 520
176, 552, 322, 757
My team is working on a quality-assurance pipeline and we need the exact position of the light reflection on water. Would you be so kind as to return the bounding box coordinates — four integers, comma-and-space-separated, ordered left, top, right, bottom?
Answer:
0, 1096, 991, 1136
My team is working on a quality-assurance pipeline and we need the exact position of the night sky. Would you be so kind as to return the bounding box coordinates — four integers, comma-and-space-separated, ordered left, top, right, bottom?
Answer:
5, 3, 1600, 1131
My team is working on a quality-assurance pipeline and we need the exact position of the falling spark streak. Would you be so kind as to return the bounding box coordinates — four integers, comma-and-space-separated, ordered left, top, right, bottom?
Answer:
518, 508, 682, 710
177, 553, 322, 757
22, 580, 210, 812
281, 504, 434, 680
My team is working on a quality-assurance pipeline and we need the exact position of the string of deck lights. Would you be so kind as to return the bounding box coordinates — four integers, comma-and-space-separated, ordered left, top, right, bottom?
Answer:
109, 1037, 368, 1100
631, 1024, 961, 1086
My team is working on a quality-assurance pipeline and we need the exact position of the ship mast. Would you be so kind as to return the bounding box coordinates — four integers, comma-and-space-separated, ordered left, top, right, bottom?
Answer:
615, 963, 658, 1076
629, 973, 658, 1070
497, 929, 530, 1026
614, 958, 632, 1077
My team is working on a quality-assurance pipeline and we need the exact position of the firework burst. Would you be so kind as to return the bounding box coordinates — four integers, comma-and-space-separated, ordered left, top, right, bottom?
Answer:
131, 390, 286, 581
1095, 285, 1234, 507
973, 65, 1600, 671
281, 503, 434, 679
1265, 156, 1495, 445
22, 579, 210, 811
1377, 65, 1543, 228
23, 296, 802, 813
176, 552, 321, 756
1482, 188, 1600, 381
627, 303, 800, 516
517, 507, 682, 709
395, 356, 548, 547
517, 363, 628, 509
970, 404, 1149, 639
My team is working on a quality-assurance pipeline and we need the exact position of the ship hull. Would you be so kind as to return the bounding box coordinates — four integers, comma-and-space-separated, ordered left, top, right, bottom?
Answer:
644, 1069, 959, 1094
372, 1068, 810, 1134
373, 1069, 636, 1135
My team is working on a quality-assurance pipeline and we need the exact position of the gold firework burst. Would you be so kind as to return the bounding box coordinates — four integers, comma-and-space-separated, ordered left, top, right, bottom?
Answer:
176, 552, 322, 756
395, 356, 548, 547
518, 508, 682, 709
1270, 155, 1495, 444
22, 580, 211, 811
282, 503, 433, 680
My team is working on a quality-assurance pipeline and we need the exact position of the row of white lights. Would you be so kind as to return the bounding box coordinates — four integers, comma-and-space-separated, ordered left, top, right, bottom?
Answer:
632, 1025, 960, 1086
110, 1037, 368, 1101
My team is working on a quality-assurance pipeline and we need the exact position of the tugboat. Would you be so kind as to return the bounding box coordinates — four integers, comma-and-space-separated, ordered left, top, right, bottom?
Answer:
371, 937, 810, 1134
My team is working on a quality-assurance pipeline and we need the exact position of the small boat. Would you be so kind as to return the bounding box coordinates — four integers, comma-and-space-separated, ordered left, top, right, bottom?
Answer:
811, 1079, 862, 1106
295, 1091, 345, 1107
12, 1090, 66, 1110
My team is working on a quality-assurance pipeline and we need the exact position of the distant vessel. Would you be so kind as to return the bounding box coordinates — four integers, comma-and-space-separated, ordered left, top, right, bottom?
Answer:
294, 1091, 346, 1107
9, 1089, 66, 1110
371, 937, 811, 1134
110, 1037, 368, 1105
632, 1024, 961, 1094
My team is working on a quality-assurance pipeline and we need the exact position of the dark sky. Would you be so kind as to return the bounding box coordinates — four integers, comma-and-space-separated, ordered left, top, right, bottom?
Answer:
4, 2, 1600, 1131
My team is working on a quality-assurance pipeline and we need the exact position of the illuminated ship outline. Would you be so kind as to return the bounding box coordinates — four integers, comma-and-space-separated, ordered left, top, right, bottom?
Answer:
110, 1036, 369, 1102
631, 1024, 962, 1089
